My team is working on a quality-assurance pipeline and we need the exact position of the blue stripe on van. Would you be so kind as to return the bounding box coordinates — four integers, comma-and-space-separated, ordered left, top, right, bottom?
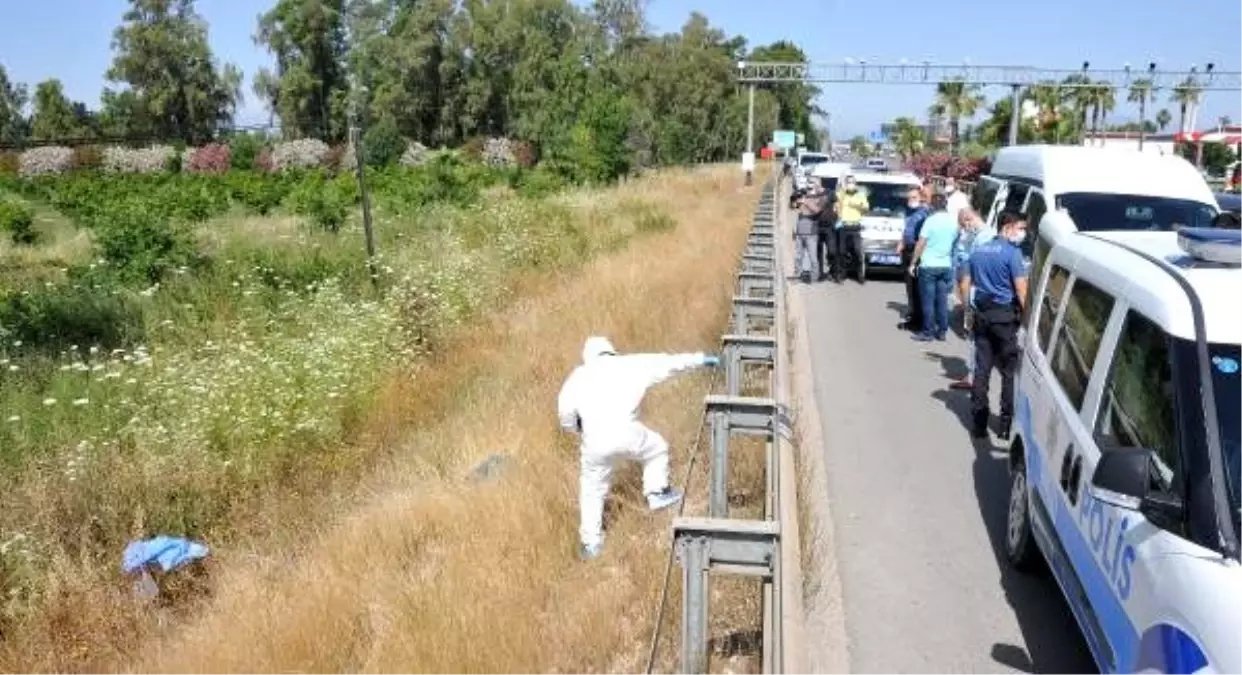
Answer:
1017, 392, 1141, 672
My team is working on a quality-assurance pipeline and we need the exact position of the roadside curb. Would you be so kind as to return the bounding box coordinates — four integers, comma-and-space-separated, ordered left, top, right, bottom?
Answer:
780, 181, 851, 673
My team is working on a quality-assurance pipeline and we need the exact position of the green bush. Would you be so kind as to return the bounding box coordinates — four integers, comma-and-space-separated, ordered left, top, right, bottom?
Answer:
0, 196, 38, 245
229, 133, 266, 171
513, 166, 567, 199
363, 118, 407, 168
93, 200, 201, 284
0, 282, 146, 354
288, 171, 350, 232
227, 171, 289, 215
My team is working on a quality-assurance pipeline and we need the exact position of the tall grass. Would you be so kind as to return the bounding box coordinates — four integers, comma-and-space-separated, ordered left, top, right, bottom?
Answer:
0, 165, 765, 672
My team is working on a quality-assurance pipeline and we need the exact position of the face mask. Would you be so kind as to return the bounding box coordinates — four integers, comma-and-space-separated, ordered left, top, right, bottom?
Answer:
846, 185, 856, 192
907, 201, 919, 209
1008, 231, 1027, 245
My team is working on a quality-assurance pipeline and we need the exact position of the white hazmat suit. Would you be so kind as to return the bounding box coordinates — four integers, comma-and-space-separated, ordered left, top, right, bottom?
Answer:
557, 336, 719, 558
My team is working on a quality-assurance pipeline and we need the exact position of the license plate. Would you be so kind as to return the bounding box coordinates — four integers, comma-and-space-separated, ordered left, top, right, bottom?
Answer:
867, 253, 901, 265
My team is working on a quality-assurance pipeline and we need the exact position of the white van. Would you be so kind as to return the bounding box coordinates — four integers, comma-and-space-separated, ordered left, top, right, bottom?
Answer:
1006, 226, 1241, 673
970, 145, 1220, 292
794, 151, 830, 190
810, 161, 852, 193
851, 170, 922, 270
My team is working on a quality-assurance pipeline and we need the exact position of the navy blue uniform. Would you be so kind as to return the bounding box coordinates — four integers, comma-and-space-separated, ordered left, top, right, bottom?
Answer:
966, 238, 1027, 437
900, 205, 930, 329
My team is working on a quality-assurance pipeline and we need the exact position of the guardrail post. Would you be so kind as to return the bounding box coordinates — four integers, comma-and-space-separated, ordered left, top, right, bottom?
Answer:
709, 410, 731, 518
678, 534, 710, 674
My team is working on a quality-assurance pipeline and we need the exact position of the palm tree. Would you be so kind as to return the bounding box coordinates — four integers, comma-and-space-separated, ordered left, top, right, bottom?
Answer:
1061, 73, 1092, 143
891, 116, 925, 160
1027, 81, 1063, 143
1091, 82, 1116, 146
1156, 108, 1172, 132
1220, 115, 1233, 128
1170, 76, 1202, 134
929, 78, 985, 155
1127, 77, 1156, 150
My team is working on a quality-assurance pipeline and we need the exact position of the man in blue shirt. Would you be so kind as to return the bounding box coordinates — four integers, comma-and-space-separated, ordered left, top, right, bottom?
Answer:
962, 211, 1030, 440
949, 208, 995, 390
897, 187, 930, 330
908, 193, 957, 341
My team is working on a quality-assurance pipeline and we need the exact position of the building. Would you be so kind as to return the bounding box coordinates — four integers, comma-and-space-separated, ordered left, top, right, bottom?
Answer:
1082, 125, 1241, 158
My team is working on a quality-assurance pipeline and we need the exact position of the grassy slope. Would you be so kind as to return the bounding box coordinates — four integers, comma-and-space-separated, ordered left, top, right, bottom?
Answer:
0, 166, 766, 672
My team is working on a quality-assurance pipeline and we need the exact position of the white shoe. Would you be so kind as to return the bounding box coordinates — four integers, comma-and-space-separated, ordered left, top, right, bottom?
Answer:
646, 487, 684, 511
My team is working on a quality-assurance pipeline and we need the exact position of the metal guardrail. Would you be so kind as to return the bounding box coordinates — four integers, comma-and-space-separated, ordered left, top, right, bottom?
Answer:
670, 175, 803, 673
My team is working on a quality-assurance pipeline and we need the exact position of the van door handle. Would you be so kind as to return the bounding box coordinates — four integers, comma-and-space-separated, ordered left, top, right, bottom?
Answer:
1059, 445, 1075, 490
1068, 455, 1084, 506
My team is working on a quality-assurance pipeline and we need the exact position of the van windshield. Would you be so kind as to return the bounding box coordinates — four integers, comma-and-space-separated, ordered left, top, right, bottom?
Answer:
1058, 192, 1219, 232
800, 155, 829, 167
857, 182, 915, 217
1209, 343, 1241, 531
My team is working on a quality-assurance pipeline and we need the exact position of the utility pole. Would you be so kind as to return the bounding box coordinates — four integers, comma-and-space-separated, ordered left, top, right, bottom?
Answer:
347, 73, 379, 289
745, 82, 756, 186
1007, 84, 1022, 147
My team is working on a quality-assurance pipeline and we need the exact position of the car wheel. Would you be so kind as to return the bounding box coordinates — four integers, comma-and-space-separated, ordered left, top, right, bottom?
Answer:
1006, 458, 1040, 572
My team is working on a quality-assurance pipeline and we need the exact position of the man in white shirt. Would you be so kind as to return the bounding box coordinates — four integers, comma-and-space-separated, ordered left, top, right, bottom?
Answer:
944, 177, 970, 221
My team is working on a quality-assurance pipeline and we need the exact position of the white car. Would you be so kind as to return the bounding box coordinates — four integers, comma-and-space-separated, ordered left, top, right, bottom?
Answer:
810, 161, 853, 193
851, 170, 922, 271
1007, 226, 1241, 673
794, 151, 830, 190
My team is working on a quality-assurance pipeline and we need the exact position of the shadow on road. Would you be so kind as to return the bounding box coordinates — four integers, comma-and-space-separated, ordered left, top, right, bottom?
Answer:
924, 350, 970, 382
930, 387, 1095, 674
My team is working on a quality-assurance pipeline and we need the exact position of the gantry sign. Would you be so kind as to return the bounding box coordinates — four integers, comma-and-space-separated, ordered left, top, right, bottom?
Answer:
737, 61, 1242, 90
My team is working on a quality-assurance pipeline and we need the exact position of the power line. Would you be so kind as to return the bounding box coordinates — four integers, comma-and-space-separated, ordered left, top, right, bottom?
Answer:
737, 61, 1242, 91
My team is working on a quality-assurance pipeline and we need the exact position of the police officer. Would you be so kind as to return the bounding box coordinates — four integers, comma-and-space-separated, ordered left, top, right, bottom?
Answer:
961, 211, 1029, 440
816, 179, 839, 281
896, 186, 930, 330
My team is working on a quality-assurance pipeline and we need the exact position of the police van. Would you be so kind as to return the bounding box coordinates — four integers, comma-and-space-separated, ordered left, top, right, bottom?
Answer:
969, 145, 1220, 294
1005, 226, 1241, 673
851, 170, 922, 271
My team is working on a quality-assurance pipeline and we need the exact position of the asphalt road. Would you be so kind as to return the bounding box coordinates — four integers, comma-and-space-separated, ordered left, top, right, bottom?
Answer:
795, 269, 1097, 674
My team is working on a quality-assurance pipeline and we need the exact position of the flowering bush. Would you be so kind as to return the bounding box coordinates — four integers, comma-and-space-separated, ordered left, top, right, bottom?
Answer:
906, 152, 991, 182
184, 143, 232, 174
71, 145, 103, 171
399, 142, 430, 168
482, 137, 518, 168
18, 146, 74, 177
102, 145, 178, 174
271, 139, 331, 171
255, 147, 275, 173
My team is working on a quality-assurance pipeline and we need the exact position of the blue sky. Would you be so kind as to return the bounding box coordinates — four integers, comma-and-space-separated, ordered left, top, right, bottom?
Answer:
3, 0, 1240, 139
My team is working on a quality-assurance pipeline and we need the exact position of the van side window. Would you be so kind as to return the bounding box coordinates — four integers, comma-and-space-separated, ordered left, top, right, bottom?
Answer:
972, 177, 1002, 219
1095, 311, 1181, 496
1049, 278, 1115, 410
1037, 264, 1072, 353
1003, 183, 1030, 214
1022, 191, 1048, 261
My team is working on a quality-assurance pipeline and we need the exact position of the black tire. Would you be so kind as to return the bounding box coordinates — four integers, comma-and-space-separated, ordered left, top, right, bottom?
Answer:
1005, 456, 1040, 572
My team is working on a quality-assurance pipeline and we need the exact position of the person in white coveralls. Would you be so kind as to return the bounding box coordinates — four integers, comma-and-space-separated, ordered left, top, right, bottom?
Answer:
557, 336, 720, 560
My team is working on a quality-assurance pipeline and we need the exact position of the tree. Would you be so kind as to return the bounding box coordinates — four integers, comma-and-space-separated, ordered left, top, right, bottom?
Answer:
1156, 108, 1172, 132
1027, 82, 1065, 143
1169, 76, 1202, 134
929, 78, 984, 155
0, 65, 29, 144
1061, 73, 1093, 143
1088, 82, 1115, 145
1127, 77, 1155, 148
891, 116, 924, 160
747, 40, 821, 149
30, 79, 86, 141
976, 96, 1037, 147
105, 0, 242, 143
254, 0, 350, 142
1178, 142, 1233, 174
849, 135, 870, 157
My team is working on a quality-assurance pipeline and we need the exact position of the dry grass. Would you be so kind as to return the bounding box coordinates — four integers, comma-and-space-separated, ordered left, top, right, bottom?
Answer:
0, 166, 767, 673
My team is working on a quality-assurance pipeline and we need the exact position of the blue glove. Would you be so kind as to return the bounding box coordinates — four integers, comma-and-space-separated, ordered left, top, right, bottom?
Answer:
703, 354, 721, 367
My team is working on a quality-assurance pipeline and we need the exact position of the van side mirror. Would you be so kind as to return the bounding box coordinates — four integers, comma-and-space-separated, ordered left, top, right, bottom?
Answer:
1090, 445, 1184, 528
1090, 446, 1149, 507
